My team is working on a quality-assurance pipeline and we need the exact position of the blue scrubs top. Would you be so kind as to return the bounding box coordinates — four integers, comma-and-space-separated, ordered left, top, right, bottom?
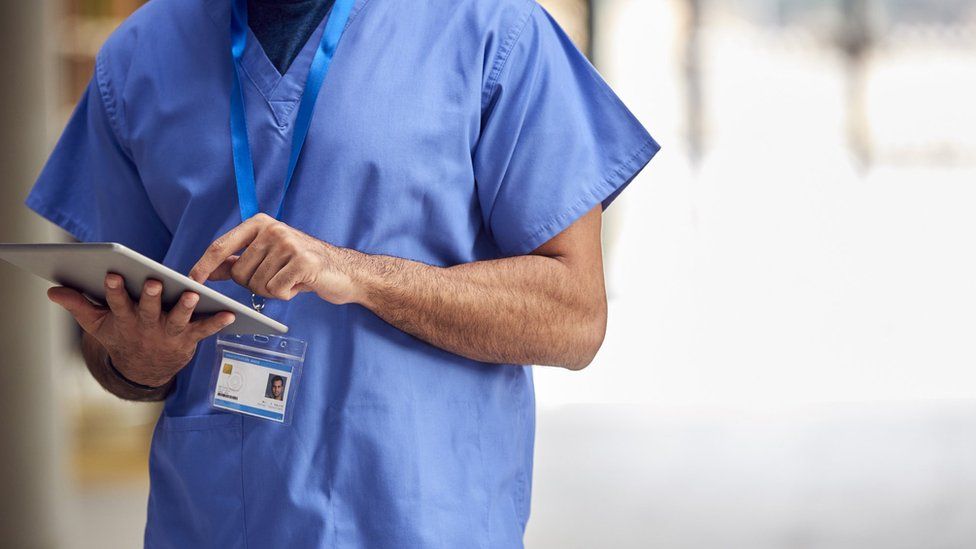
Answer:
27, 0, 659, 546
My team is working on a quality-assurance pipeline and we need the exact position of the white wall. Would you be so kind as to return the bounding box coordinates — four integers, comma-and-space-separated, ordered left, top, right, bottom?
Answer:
527, 1, 976, 546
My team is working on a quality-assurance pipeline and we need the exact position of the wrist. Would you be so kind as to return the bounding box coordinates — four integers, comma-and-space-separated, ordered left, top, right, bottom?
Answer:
320, 244, 374, 307
106, 354, 170, 391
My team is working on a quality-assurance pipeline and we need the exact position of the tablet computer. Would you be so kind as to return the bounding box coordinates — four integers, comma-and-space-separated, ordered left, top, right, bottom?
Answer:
0, 242, 288, 335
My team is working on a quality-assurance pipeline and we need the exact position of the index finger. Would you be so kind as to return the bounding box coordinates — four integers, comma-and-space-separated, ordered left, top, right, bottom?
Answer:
188, 311, 237, 341
189, 215, 270, 283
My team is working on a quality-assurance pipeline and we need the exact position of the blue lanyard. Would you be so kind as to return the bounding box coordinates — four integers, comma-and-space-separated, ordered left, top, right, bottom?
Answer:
230, 0, 355, 222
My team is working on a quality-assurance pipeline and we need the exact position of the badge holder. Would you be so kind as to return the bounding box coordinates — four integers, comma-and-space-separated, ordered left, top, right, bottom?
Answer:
211, 333, 307, 425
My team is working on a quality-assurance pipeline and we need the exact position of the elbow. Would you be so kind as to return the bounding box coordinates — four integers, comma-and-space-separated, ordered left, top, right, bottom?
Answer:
562, 299, 608, 372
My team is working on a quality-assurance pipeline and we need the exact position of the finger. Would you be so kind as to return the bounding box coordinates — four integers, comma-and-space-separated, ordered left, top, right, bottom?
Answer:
230, 238, 270, 288
138, 279, 163, 327
208, 255, 240, 281
189, 214, 273, 283
104, 273, 135, 320
188, 311, 236, 341
266, 262, 304, 301
47, 286, 105, 333
249, 253, 290, 298
164, 291, 199, 337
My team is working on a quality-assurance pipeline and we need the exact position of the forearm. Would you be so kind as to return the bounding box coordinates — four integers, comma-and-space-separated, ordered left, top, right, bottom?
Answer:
187, 208, 608, 368
343, 248, 607, 369
81, 332, 173, 402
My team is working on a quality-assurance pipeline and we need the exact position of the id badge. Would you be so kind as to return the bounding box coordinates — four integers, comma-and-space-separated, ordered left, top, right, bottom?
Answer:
211, 334, 307, 424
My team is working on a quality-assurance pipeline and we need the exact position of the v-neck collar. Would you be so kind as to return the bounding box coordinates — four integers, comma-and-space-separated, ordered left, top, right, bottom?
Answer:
239, 5, 331, 102
205, 0, 370, 104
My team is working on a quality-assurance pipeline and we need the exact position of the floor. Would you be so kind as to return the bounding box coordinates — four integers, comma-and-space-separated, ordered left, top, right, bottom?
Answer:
525, 400, 976, 548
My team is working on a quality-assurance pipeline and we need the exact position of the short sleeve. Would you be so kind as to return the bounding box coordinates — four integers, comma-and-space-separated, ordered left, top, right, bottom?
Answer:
473, 3, 660, 256
25, 74, 171, 262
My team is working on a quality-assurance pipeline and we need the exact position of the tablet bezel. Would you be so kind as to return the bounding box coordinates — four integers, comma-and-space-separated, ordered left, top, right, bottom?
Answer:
0, 242, 288, 335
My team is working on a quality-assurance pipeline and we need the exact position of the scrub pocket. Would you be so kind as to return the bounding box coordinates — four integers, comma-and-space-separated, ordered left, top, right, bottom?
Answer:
145, 413, 245, 549
328, 401, 488, 548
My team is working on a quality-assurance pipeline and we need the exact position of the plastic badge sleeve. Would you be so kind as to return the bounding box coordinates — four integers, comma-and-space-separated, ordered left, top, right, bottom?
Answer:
211, 333, 307, 425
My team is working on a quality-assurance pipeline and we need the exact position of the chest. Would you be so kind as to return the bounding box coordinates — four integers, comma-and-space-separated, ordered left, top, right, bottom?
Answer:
119, 15, 488, 265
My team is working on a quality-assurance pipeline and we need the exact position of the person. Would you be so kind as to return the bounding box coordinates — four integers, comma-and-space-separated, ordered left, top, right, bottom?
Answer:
267, 375, 285, 400
28, 0, 659, 546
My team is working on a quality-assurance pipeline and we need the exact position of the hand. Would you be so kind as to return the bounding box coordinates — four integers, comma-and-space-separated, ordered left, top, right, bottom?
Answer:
189, 213, 361, 305
47, 274, 236, 387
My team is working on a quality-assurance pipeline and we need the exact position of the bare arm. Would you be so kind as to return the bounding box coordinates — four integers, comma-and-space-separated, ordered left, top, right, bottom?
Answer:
345, 207, 607, 369
190, 206, 608, 370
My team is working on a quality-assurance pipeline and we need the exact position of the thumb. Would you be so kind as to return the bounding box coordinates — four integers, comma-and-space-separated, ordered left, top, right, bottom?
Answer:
47, 286, 105, 334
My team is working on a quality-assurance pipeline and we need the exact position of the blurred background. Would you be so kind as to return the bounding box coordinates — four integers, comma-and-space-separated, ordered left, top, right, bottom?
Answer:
1, 0, 976, 547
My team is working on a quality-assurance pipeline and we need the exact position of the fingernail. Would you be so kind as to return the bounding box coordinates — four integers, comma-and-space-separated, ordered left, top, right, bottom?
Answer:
106, 277, 119, 289
183, 294, 199, 307
146, 283, 161, 296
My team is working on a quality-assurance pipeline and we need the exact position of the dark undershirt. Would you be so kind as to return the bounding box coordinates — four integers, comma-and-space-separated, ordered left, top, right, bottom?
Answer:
247, 0, 335, 74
